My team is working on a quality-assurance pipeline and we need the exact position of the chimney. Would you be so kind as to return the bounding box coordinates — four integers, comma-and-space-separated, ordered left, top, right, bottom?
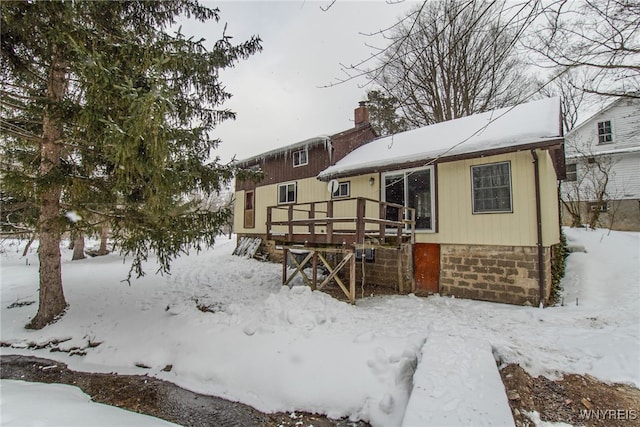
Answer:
354, 101, 369, 127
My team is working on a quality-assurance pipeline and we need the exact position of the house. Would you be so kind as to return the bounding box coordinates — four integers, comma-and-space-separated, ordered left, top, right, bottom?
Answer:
234, 97, 565, 306
560, 97, 640, 231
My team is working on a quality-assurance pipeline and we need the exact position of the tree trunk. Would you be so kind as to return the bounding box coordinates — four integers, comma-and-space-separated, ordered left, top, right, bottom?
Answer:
97, 222, 109, 256
27, 52, 68, 330
72, 232, 86, 260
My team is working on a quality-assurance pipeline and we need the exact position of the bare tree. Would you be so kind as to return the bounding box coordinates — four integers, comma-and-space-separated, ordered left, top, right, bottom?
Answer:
538, 69, 590, 131
562, 144, 617, 228
528, 0, 640, 98
356, 1, 540, 127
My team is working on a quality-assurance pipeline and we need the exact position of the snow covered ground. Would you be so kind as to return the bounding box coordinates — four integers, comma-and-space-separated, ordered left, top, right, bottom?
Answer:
1, 227, 638, 426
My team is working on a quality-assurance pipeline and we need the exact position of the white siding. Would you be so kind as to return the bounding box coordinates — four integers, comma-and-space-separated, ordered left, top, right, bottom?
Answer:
609, 153, 640, 199
562, 98, 640, 200
566, 98, 640, 156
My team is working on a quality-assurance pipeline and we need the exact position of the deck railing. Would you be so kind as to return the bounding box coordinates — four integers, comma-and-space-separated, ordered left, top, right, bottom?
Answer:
266, 197, 415, 246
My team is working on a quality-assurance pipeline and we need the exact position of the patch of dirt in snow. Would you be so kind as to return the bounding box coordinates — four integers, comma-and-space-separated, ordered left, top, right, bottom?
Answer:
0, 355, 369, 427
500, 364, 640, 427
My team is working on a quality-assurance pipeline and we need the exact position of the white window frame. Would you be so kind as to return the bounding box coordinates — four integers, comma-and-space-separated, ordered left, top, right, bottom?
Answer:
277, 182, 297, 204
381, 166, 436, 232
471, 161, 513, 214
332, 181, 350, 199
293, 148, 308, 167
597, 120, 613, 144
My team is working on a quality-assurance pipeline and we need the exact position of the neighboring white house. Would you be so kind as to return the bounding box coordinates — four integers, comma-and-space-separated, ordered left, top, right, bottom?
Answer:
561, 97, 640, 231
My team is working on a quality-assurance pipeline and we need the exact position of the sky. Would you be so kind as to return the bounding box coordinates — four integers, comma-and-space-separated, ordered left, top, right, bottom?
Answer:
176, 1, 421, 163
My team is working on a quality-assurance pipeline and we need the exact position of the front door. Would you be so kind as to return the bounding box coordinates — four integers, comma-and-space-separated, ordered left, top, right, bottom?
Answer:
413, 243, 440, 293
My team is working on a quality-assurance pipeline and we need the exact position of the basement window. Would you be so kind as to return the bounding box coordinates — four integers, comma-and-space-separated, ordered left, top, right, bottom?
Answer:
471, 161, 512, 214
588, 201, 608, 212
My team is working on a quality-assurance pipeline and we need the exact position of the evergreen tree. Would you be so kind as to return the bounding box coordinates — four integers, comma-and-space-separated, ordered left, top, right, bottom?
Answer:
0, 1, 261, 329
366, 90, 408, 136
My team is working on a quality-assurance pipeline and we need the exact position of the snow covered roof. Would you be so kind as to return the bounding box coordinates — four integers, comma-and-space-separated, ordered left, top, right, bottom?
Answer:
236, 136, 330, 166
318, 97, 562, 181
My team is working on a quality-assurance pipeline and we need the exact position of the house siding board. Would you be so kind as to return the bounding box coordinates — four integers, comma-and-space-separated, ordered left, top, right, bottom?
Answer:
236, 144, 331, 192
561, 98, 639, 230
538, 149, 562, 246
332, 126, 377, 164
413, 151, 559, 247
613, 153, 640, 199
235, 125, 376, 192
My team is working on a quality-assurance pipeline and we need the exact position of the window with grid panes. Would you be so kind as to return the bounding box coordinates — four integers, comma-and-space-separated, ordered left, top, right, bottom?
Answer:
471, 162, 512, 213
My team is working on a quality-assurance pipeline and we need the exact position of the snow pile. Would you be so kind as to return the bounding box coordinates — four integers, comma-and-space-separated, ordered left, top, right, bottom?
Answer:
1, 227, 639, 426
1, 380, 179, 426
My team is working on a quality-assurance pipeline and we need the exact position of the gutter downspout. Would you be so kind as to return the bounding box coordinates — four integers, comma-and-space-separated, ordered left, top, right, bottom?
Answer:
531, 149, 546, 307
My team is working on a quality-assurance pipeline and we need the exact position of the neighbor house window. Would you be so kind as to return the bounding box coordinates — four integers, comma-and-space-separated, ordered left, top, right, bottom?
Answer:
332, 181, 350, 198
597, 120, 613, 144
382, 166, 435, 231
588, 201, 608, 213
293, 148, 308, 167
565, 163, 577, 182
471, 162, 512, 213
278, 182, 296, 204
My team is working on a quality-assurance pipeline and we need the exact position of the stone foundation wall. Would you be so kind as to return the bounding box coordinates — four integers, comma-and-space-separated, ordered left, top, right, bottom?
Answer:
561, 199, 640, 231
354, 245, 413, 293
439, 244, 552, 306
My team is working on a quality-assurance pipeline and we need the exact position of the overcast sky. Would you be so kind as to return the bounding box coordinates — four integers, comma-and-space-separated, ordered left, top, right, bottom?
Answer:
177, 1, 420, 163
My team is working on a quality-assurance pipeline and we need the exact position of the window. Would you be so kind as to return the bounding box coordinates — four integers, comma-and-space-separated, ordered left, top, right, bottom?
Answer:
332, 181, 350, 198
565, 163, 577, 182
382, 167, 435, 231
355, 248, 375, 263
278, 182, 296, 204
597, 120, 613, 144
293, 148, 308, 167
471, 162, 512, 213
588, 201, 608, 213
245, 191, 254, 210
244, 190, 255, 229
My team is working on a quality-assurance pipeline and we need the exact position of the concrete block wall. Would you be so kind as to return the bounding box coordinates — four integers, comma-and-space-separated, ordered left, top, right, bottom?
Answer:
439, 244, 551, 306
354, 245, 413, 292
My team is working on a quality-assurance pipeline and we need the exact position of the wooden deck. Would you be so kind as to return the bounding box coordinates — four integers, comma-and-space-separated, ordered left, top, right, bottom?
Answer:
266, 197, 416, 247
268, 198, 416, 303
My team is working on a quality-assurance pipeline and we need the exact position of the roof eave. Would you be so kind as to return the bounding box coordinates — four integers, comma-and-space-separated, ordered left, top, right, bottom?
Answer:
317, 137, 565, 181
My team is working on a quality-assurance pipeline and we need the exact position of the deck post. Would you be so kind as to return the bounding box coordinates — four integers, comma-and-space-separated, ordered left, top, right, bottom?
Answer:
309, 203, 316, 242
379, 203, 386, 243
326, 200, 334, 242
282, 247, 288, 285
356, 198, 366, 243
266, 207, 272, 240
397, 247, 404, 293
349, 248, 356, 303
287, 205, 294, 241
312, 251, 318, 290
396, 208, 403, 247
